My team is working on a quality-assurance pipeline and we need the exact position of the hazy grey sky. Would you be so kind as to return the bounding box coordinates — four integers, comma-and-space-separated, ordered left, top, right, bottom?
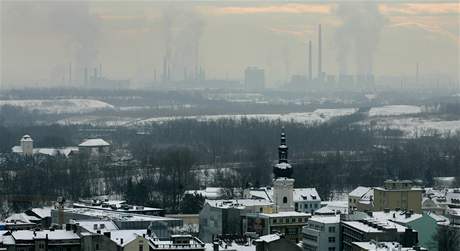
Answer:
1, 1, 459, 87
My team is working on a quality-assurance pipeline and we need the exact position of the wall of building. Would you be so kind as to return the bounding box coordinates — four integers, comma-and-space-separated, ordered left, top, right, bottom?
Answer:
373, 189, 422, 213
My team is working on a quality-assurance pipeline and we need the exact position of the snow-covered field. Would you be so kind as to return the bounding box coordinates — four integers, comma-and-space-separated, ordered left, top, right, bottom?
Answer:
0, 99, 114, 114
365, 117, 460, 137
57, 116, 135, 126
132, 108, 358, 126
368, 105, 422, 117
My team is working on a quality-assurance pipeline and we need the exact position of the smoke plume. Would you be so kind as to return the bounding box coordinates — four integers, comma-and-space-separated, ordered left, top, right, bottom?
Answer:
335, 3, 386, 76
160, 6, 205, 81
2, 2, 100, 83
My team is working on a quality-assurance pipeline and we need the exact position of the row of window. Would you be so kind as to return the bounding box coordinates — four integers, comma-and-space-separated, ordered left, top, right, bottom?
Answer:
272, 217, 307, 224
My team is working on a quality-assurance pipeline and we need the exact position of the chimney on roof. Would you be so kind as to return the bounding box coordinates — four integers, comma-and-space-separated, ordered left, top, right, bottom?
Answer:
120, 238, 123, 245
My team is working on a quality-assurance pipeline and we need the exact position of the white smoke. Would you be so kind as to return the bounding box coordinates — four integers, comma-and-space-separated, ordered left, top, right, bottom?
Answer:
160, 6, 205, 81
2, 2, 100, 83
335, 3, 386, 76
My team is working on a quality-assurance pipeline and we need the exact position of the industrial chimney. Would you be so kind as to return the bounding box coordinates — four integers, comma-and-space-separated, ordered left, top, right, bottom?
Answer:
84, 67, 88, 85
318, 24, 322, 80
308, 40, 312, 81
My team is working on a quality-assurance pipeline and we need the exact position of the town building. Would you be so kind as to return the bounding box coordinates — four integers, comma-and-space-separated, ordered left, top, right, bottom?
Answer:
185, 187, 226, 200
302, 215, 340, 251
341, 217, 419, 251
348, 186, 373, 212
78, 138, 110, 156
254, 234, 302, 251
11, 135, 78, 157
199, 199, 274, 243
73, 199, 164, 216
244, 211, 310, 243
351, 241, 427, 251
370, 210, 438, 250
1, 229, 81, 251
244, 187, 321, 214
51, 207, 182, 230
373, 180, 423, 214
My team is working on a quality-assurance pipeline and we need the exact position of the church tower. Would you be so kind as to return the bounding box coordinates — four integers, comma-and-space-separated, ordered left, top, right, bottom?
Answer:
20, 134, 34, 156
273, 129, 295, 212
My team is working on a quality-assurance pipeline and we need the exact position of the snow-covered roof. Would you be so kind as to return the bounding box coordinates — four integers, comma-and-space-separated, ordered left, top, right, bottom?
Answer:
74, 220, 119, 233
371, 210, 422, 224
110, 229, 146, 247
275, 163, 291, 169
5, 213, 40, 224
349, 186, 372, 198
79, 138, 110, 147
20, 135, 33, 142
352, 241, 420, 251
204, 242, 255, 251
12, 230, 79, 241
245, 187, 272, 201
255, 234, 280, 243
29, 207, 52, 218
309, 215, 340, 224
259, 211, 311, 218
426, 212, 449, 225
206, 199, 273, 209
185, 187, 224, 199
320, 201, 349, 214
250, 187, 320, 203
11, 146, 78, 157
294, 188, 320, 202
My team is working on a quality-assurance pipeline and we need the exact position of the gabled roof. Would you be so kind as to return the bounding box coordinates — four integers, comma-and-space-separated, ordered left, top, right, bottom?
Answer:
293, 188, 321, 202
349, 186, 372, 197
109, 229, 147, 247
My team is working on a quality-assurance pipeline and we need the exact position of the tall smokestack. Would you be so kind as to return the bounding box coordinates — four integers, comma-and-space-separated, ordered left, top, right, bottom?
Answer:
416, 62, 419, 84
93, 68, 97, 80
69, 63, 72, 85
84, 67, 88, 85
318, 24, 322, 79
308, 40, 312, 81
99, 64, 102, 79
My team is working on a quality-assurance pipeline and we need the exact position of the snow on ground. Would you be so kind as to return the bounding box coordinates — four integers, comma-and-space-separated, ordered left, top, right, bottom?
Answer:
57, 116, 135, 126
368, 105, 422, 117
133, 108, 358, 126
0, 99, 114, 114
366, 117, 460, 137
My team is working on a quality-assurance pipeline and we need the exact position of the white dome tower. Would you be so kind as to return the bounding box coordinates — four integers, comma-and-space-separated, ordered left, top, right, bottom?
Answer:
20, 135, 34, 156
273, 129, 295, 212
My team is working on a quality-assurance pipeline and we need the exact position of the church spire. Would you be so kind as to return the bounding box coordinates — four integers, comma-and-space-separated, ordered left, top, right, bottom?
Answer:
278, 128, 288, 164
273, 128, 292, 179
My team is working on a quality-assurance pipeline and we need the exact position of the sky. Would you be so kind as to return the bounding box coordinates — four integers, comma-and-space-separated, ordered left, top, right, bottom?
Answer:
1, 0, 459, 88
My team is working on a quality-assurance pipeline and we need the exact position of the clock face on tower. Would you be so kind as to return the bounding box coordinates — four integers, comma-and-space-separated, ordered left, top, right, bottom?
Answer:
273, 130, 293, 179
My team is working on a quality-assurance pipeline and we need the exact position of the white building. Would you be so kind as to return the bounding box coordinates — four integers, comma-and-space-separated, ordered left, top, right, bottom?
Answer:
244, 187, 321, 214
78, 138, 110, 156
11, 134, 78, 157
20, 134, 33, 156
302, 215, 340, 251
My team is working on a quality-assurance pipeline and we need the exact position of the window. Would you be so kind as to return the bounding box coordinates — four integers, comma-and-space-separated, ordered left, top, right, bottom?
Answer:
328, 237, 336, 243
328, 247, 336, 251
260, 207, 263, 213
303, 233, 317, 241
328, 226, 336, 233
283, 197, 288, 203
139, 245, 144, 251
